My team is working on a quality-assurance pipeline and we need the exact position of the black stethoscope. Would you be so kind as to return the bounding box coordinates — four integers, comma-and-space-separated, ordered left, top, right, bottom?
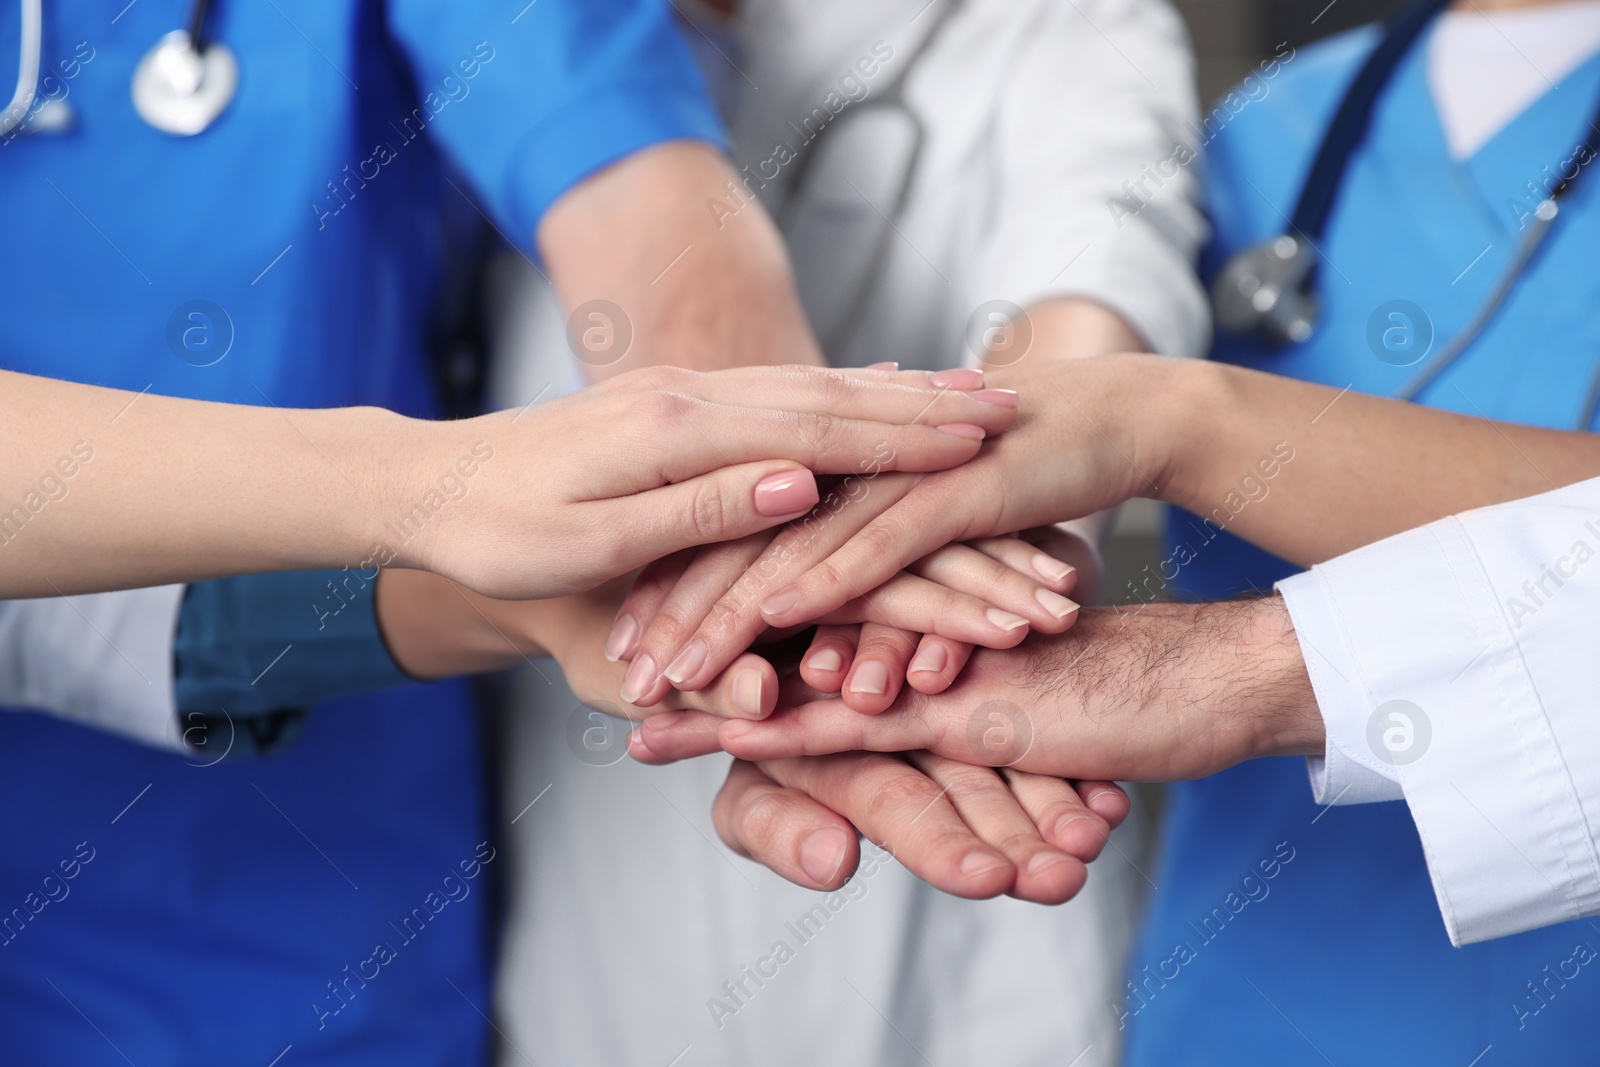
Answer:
1211, 0, 1600, 426
1, 0, 235, 137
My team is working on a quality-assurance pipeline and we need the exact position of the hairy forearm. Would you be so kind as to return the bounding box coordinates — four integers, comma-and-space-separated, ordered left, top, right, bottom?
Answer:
537, 141, 824, 378
1150, 359, 1600, 566
0, 370, 408, 597
1029, 598, 1322, 780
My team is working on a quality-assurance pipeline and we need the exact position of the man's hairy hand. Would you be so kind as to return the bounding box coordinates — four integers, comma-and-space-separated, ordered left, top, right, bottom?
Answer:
638, 597, 1324, 783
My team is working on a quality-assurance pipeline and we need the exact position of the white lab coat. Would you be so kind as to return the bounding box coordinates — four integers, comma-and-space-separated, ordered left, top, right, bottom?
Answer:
488, 1, 1204, 1064
1280, 474, 1600, 947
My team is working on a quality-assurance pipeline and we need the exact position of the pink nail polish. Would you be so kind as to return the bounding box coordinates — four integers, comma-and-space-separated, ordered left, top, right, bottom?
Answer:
603, 613, 640, 662
760, 586, 802, 618
619, 654, 658, 705
970, 388, 1019, 407
1031, 552, 1074, 584
663, 639, 708, 685
865, 361, 899, 371
753, 470, 820, 517
929, 368, 984, 390
1035, 588, 1079, 621
985, 607, 1029, 631
936, 423, 986, 440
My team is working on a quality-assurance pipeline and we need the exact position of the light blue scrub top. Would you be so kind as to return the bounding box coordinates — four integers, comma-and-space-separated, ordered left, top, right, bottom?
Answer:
0, 2, 721, 1064
1135, 26, 1600, 1064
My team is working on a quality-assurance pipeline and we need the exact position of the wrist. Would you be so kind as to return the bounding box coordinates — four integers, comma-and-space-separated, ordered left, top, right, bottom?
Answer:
1238, 596, 1324, 759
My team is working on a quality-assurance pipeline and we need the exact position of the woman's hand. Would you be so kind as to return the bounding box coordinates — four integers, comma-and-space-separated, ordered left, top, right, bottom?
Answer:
795, 526, 1103, 713
606, 523, 1084, 712
381, 363, 1019, 601
622, 355, 1148, 699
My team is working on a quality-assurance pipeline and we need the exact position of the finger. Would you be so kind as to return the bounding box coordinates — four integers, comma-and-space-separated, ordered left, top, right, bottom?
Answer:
610, 390, 1009, 488
610, 363, 1015, 434
711, 760, 860, 891
1076, 780, 1131, 829
757, 754, 1014, 899
593, 461, 828, 587
966, 536, 1078, 595
653, 473, 921, 691
840, 623, 917, 715
999, 768, 1113, 863
605, 551, 693, 664
717, 698, 932, 763
807, 572, 1033, 651
800, 625, 858, 693
909, 753, 1085, 904
631, 668, 831, 763
904, 635, 972, 694
622, 534, 770, 707
909, 544, 1078, 633
757, 480, 977, 629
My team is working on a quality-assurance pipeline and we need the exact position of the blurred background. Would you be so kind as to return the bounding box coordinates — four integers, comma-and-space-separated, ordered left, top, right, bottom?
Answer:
1100, 0, 1393, 602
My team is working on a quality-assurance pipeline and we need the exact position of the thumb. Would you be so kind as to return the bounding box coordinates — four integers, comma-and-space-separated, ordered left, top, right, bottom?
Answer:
597, 460, 820, 572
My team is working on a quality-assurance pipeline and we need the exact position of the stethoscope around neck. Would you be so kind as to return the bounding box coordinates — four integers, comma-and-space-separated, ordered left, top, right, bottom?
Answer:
1211, 0, 1600, 430
2, 0, 236, 138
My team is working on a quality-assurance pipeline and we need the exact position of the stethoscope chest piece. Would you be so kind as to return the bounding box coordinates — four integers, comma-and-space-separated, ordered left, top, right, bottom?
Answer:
132, 29, 236, 136
1211, 234, 1320, 345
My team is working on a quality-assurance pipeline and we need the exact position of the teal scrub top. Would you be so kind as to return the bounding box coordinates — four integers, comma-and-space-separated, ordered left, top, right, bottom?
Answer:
1135, 25, 1600, 1065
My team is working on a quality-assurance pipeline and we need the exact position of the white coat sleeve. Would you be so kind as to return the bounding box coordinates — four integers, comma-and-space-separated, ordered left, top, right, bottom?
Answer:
0, 586, 187, 750
1276, 475, 1600, 945
975, 0, 1211, 357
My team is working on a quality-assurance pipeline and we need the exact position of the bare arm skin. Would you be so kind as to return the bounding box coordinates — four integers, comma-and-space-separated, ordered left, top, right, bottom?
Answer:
537, 140, 825, 378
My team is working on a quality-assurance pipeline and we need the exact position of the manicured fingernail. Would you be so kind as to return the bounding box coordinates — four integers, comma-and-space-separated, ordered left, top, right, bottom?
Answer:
620, 654, 658, 705
1032, 552, 1074, 584
960, 850, 1008, 878
847, 661, 889, 696
760, 586, 802, 617
908, 643, 948, 676
985, 607, 1029, 631
970, 388, 1018, 407
1035, 588, 1080, 621
754, 470, 820, 517
1027, 851, 1070, 876
929, 368, 984, 389
663, 639, 708, 685
603, 613, 640, 662
732, 668, 765, 718
936, 423, 986, 440
806, 647, 844, 673
799, 827, 852, 886
865, 361, 899, 371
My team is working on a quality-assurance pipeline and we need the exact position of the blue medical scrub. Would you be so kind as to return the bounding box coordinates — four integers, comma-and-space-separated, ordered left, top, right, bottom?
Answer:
1125, 27, 1600, 1065
0, 3, 720, 1064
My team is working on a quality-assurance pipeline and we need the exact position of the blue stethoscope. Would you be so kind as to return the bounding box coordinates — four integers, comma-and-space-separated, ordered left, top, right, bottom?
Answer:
1211, 0, 1600, 428
2, 0, 236, 137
